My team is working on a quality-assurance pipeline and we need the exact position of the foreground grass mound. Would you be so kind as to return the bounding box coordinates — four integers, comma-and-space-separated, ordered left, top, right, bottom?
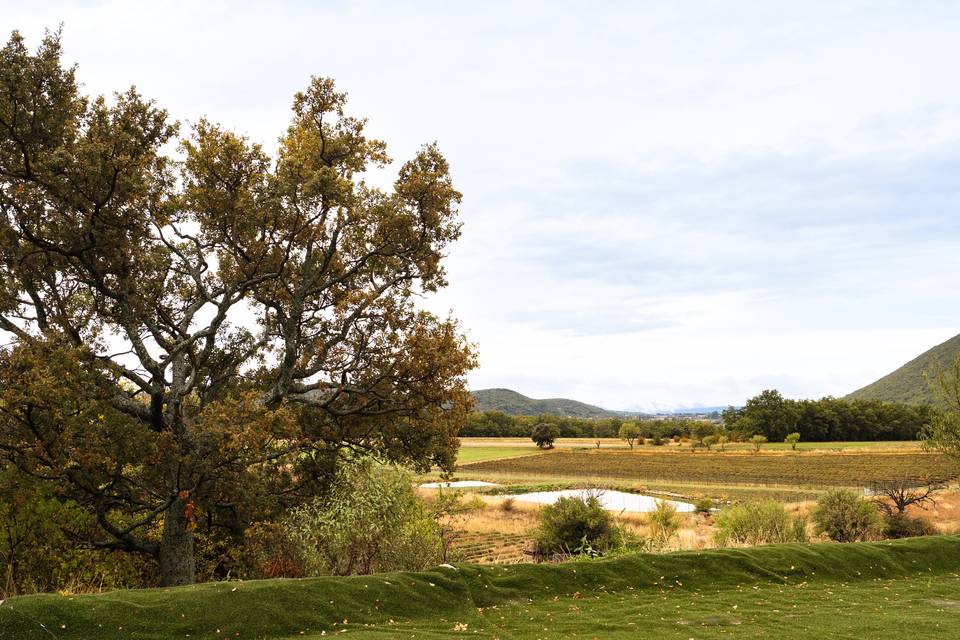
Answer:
3, 536, 960, 639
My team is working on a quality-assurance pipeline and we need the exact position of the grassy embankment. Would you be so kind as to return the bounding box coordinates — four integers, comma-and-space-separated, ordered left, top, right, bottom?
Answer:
3, 536, 960, 639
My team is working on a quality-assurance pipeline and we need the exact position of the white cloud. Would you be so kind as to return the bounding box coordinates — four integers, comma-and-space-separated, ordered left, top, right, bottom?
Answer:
7, 1, 960, 408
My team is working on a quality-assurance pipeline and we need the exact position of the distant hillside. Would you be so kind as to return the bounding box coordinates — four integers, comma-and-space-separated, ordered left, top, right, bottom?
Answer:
847, 332, 960, 405
471, 388, 624, 418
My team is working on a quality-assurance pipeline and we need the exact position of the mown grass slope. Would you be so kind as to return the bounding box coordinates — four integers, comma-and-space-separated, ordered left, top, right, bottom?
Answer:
3, 536, 960, 639
847, 332, 960, 405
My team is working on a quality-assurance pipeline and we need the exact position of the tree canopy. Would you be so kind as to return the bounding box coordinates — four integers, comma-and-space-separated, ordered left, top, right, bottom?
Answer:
0, 30, 475, 585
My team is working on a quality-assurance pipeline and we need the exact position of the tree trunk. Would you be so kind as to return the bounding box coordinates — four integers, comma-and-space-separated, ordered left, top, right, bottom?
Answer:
159, 499, 195, 586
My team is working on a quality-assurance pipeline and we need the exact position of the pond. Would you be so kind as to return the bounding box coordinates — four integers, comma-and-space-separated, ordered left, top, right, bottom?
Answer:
511, 489, 695, 513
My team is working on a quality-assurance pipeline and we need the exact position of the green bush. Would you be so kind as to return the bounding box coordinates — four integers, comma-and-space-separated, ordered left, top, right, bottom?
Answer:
229, 522, 309, 580
286, 459, 443, 575
648, 500, 682, 549
713, 500, 792, 546
791, 514, 810, 543
693, 497, 714, 513
0, 469, 152, 597
883, 513, 938, 539
535, 494, 618, 556
812, 489, 884, 543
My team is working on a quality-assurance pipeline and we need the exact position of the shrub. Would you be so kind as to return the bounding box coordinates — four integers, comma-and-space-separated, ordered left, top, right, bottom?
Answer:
500, 496, 516, 512
750, 434, 768, 452
286, 459, 443, 575
535, 493, 617, 556
461, 495, 487, 511
693, 497, 714, 514
0, 469, 152, 597
532, 423, 560, 449
231, 522, 309, 580
883, 513, 938, 539
812, 489, 884, 543
713, 500, 792, 546
648, 500, 682, 549
791, 514, 810, 543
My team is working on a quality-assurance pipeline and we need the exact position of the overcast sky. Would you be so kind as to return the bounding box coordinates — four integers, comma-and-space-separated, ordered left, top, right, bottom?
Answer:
7, 1, 960, 411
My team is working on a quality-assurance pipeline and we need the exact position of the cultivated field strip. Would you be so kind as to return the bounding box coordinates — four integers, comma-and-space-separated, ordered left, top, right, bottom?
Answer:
461, 450, 960, 487
452, 531, 529, 564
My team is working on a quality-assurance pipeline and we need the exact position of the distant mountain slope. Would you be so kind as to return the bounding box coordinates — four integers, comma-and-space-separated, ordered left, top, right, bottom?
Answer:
846, 333, 960, 405
470, 388, 622, 418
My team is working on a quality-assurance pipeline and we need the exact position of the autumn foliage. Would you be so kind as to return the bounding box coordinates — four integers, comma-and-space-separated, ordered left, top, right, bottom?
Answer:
0, 29, 474, 587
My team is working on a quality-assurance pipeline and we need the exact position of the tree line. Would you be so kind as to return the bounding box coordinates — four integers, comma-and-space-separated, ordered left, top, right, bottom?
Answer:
461, 411, 716, 439
463, 390, 938, 442
721, 390, 937, 442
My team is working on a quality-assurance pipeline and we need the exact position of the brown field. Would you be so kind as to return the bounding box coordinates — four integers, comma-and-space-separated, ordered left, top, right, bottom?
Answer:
426, 442, 960, 562
457, 449, 960, 487
450, 531, 530, 563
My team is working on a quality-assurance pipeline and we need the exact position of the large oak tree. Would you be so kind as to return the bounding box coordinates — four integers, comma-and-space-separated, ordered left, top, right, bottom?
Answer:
0, 31, 475, 585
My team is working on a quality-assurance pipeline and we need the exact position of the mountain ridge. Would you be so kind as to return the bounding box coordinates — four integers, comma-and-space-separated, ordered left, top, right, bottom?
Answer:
846, 332, 960, 405
470, 388, 631, 418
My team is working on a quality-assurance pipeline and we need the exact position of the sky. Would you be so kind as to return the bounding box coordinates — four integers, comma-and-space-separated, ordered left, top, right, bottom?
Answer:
6, 1, 960, 411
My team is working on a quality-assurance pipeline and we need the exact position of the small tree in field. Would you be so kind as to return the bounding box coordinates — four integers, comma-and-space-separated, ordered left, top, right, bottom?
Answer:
785, 432, 801, 450
751, 434, 768, 452
532, 423, 559, 449
618, 422, 642, 449
702, 434, 717, 451
869, 477, 942, 538
870, 477, 944, 517
717, 434, 729, 451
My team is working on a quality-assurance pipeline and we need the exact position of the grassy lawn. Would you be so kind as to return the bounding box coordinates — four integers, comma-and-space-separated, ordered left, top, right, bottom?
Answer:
456, 446, 540, 463
4, 536, 960, 639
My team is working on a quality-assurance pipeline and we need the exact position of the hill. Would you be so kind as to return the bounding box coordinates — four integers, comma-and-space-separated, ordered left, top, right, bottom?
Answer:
4, 536, 960, 639
471, 388, 624, 418
847, 332, 960, 404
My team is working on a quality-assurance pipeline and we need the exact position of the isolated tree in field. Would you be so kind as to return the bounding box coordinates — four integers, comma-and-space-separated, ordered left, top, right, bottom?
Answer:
750, 434, 768, 452
0, 31, 474, 586
531, 423, 559, 449
869, 477, 943, 518
702, 434, 717, 451
785, 432, 801, 451
618, 422, 641, 449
